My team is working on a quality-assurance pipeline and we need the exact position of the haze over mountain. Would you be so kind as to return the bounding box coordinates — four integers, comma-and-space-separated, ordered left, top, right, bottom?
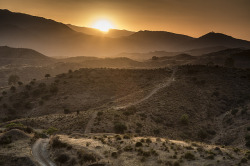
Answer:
67, 24, 135, 38
1, 9, 250, 58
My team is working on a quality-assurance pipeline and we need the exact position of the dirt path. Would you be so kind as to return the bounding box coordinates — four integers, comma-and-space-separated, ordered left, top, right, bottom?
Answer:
84, 111, 97, 134
83, 67, 177, 134
210, 111, 229, 144
32, 138, 56, 166
114, 67, 177, 110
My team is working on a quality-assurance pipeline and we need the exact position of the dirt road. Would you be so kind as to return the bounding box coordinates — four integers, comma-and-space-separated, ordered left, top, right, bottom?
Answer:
32, 138, 56, 166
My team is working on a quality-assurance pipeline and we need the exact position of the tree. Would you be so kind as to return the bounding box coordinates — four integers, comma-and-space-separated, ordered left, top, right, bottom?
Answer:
45, 74, 51, 79
8, 75, 20, 85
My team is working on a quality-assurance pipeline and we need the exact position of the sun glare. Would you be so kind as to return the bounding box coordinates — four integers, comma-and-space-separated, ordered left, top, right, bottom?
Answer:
92, 19, 114, 32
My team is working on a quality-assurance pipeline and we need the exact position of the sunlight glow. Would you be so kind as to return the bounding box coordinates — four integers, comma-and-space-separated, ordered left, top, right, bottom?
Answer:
91, 19, 114, 32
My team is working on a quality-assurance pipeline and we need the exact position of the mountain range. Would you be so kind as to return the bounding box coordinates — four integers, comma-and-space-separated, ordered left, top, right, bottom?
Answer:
0, 9, 250, 58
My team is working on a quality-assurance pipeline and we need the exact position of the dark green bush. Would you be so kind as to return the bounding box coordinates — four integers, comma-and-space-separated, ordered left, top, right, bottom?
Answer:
180, 114, 189, 125
114, 122, 127, 134
55, 154, 69, 164
184, 152, 195, 160
0, 135, 12, 145
135, 142, 143, 147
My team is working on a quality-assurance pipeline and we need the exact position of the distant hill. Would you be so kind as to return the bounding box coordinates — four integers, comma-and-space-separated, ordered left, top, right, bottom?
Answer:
0, 46, 55, 66
179, 32, 250, 51
67, 24, 135, 38
1, 10, 250, 58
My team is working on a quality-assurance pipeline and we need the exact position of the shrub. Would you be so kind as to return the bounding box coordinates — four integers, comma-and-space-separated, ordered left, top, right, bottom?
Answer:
146, 138, 152, 144
8, 75, 20, 85
180, 114, 189, 125
123, 145, 133, 151
43, 127, 58, 135
231, 109, 238, 115
97, 111, 103, 116
32, 89, 41, 97
173, 161, 180, 166
64, 109, 70, 114
135, 142, 143, 147
114, 122, 127, 134
25, 102, 32, 109
246, 141, 250, 148
38, 83, 46, 88
6, 122, 24, 129
0, 135, 12, 145
111, 152, 118, 158
10, 86, 16, 92
50, 84, 58, 94
18, 81, 23, 86
241, 158, 248, 163
45, 74, 51, 79
123, 106, 137, 116
51, 136, 68, 148
55, 154, 69, 164
184, 152, 195, 160
78, 151, 96, 163
198, 129, 208, 140
25, 85, 32, 90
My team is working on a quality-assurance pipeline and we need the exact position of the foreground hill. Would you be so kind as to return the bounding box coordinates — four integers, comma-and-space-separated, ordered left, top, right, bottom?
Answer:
1, 65, 250, 149
1, 10, 250, 57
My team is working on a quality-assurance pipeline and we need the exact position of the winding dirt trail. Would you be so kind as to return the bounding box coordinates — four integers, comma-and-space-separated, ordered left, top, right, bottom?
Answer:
83, 67, 177, 134
32, 138, 56, 166
84, 111, 97, 134
114, 67, 177, 110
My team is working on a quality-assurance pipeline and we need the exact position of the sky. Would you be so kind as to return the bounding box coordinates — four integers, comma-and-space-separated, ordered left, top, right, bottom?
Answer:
1, 0, 250, 40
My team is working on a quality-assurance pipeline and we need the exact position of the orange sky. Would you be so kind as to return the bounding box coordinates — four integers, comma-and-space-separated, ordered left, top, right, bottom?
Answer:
1, 0, 250, 40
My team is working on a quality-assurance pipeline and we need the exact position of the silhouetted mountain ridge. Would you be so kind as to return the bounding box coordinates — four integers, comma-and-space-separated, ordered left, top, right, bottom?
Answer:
1, 9, 250, 57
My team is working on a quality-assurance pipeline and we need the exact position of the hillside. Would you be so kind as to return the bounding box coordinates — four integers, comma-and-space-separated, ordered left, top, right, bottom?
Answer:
1, 65, 250, 150
0, 46, 55, 66
180, 32, 250, 51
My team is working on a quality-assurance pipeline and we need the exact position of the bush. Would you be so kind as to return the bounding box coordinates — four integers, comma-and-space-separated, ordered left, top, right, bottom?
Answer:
180, 114, 189, 125
198, 129, 208, 140
51, 136, 68, 148
64, 109, 70, 114
114, 122, 127, 134
111, 152, 118, 158
184, 152, 195, 160
246, 141, 250, 148
78, 151, 96, 163
231, 109, 238, 115
25, 85, 32, 90
0, 135, 12, 145
43, 127, 58, 135
55, 154, 69, 164
146, 138, 152, 144
10, 86, 16, 92
6, 122, 24, 129
97, 111, 103, 116
50, 84, 58, 94
18, 81, 23, 86
135, 142, 143, 147
123, 106, 137, 116
241, 158, 248, 163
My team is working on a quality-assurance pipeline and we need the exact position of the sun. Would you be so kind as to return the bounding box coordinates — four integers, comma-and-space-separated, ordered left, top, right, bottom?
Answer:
92, 19, 114, 32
